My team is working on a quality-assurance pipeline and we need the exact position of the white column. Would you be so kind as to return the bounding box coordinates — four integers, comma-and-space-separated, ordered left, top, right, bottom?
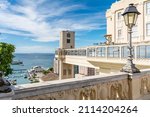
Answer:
59, 60, 63, 80
71, 65, 74, 78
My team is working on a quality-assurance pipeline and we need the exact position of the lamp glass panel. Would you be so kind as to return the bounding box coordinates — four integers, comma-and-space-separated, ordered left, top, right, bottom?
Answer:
133, 14, 138, 25
123, 14, 128, 26
128, 13, 135, 24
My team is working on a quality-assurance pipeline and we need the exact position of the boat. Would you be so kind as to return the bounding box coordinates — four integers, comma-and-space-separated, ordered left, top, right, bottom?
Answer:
9, 80, 17, 85
12, 60, 23, 65
24, 74, 28, 79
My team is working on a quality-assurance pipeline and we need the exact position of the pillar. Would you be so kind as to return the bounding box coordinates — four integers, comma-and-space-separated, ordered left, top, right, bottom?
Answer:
59, 60, 64, 80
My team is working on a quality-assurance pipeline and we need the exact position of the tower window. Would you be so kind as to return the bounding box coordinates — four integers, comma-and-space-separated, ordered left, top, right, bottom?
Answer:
67, 39, 70, 43
67, 33, 71, 37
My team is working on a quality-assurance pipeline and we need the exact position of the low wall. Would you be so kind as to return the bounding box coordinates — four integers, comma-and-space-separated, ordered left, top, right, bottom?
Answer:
13, 72, 129, 100
13, 73, 129, 100
0, 69, 150, 100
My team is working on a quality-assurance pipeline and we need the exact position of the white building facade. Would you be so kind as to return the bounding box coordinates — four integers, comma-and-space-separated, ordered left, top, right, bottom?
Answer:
106, 0, 150, 44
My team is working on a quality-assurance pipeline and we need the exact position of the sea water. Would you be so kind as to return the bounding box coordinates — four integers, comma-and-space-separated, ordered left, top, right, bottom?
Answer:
6, 53, 55, 85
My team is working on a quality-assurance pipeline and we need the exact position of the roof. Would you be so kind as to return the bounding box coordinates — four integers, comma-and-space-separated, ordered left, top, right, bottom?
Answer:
40, 73, 58, 81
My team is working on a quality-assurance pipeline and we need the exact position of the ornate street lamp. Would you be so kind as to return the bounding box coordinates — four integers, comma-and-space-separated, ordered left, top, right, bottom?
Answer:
121, 3, 140, 73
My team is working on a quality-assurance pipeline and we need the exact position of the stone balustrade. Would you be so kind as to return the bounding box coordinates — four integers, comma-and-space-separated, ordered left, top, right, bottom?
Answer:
0, 69, 146, 100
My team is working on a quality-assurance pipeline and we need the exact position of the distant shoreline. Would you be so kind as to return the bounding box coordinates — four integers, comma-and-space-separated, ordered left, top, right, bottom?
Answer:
14, 53, 55, 54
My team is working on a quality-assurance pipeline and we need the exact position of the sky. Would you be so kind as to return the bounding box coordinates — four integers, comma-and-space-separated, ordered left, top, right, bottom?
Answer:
0, 0, 117, 53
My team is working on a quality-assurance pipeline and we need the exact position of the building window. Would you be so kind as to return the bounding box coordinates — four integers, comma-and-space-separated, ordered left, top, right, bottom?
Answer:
117, 12, 123, 28
67, 39, 70, 43
67, 33, 71, 37
117, 12, 122, 20
118, 29, 122, 39
147, 2, 150, 15
97, 47, 105, 57
146, 23, 150, 36
132, 25, 138, 38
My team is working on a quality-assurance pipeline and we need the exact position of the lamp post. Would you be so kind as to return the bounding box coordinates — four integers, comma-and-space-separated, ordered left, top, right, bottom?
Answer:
121, 3, 140, 73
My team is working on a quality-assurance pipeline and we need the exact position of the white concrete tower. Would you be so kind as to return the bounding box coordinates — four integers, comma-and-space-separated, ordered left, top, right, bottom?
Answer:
60, 31, 75, 49
54, 31, 75, 80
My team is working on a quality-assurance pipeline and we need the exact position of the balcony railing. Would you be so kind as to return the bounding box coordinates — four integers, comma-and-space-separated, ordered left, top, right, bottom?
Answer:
55, 44, 150, 59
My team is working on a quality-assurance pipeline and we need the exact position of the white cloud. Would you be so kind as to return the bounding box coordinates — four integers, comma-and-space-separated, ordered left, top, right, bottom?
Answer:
0, 0, 105, 42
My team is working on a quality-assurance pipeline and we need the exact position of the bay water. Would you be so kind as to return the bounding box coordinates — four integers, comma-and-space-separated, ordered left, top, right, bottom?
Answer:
6, 53, 55, 85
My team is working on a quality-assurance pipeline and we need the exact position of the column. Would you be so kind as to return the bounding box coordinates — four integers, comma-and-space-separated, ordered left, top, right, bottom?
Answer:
59, 60, 63, 80
71, 65, 75, 78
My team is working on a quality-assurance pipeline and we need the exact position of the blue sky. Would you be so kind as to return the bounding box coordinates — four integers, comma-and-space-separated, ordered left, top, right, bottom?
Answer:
0, 0, 116, 53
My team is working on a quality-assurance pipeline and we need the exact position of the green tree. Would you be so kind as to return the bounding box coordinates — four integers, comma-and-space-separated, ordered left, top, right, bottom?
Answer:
0, 42, 15, 76
48, 67, 54, 72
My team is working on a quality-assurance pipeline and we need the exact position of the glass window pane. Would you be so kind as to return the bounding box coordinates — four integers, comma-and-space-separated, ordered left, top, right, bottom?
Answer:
122, 46, 128, 58
146, 46, 150, 58
108, 47, 113, 57
97, 47, 105, 57
137, 46, 146, 58
113, 47, 119, 58
124, 14, 128, 26
146, 23, 150, 36
132, 25, 138, 38
147, 2, 150, 15
67, 39, 70, 43
67, 33, 71, 37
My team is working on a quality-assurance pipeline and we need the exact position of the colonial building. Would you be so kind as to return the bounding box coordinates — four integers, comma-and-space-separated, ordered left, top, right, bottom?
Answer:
106, 0, 150, 44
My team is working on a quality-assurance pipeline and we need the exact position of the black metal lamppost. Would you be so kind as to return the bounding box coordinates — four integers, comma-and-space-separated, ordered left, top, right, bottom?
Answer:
121, 3, 140, 73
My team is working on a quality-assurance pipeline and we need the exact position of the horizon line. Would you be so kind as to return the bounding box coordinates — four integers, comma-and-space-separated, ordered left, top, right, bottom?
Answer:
14, 53, 55, 54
